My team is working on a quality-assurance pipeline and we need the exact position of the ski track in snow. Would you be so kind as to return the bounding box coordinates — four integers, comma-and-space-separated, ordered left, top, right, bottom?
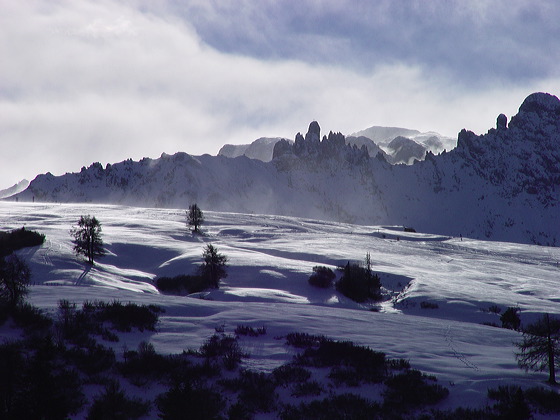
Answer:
1, 201, 560, 416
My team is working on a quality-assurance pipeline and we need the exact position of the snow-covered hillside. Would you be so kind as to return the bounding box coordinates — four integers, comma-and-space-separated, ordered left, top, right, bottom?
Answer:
0, 179, 29, 199
11, 92, 560, 246
2, 202, 560, 416
219, 137, 291, 162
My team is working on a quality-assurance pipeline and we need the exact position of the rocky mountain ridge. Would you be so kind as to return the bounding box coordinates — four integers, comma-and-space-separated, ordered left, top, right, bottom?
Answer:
11, 93, 560, 246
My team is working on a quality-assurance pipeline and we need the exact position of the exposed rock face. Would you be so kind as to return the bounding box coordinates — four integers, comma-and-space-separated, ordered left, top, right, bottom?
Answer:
497, 113, 507, 130
387, 136, 426, 164
274, 121, 369, 163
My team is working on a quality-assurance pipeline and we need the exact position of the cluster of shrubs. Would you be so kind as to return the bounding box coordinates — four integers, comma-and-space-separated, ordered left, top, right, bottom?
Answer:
308, 260, 382, 303
0, 227, 45, 258
0, 299, 161, 419
3, 299, 559, 420
335, 262, 382, 302
57, 299, 162, 344
277, 332, 448, 417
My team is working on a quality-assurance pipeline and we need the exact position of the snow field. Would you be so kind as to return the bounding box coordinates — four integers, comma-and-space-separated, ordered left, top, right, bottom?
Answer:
2, 201, 560, 414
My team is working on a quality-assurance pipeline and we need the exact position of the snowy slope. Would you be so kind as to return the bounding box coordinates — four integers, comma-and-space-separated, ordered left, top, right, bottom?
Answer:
2, 202, 560, 415
11, 92, 560, 246
219, 137, 291, 162
0, 179, 29, 198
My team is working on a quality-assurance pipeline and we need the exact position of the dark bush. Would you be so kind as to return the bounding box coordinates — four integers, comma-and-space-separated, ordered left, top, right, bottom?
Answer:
13, 336, 85, 419
328, 366, 361, 387
429, 407, 491, 419
0, 340, 26, 417
12, 302, 52, 332
285, 332, 326, 348
221, 370, 278, 413
383, 369, 449, 410
488, 304, 502, 314
420, 301, 439, 309
0, 227, 45, 258
200, 334, 244, 370
156, 381, 225, 420
156, 274, 210, 295
280, 393, 381, 420
87, 380, 150, 420
57, 300, 162, 343
66, 342, 116, 376
387, 358, 411, 371
308, 266, 336, 288
525, 386, 560, 413
500, 307, 521, 330
487, 385, 531, 420
97, 301, 162, 332
291, 380, 323, 397
235, 325, 267, 337
273, 364, 312, 386
336, 262, 381, 302
118, 341, 173, 384
296, 340, 386, 383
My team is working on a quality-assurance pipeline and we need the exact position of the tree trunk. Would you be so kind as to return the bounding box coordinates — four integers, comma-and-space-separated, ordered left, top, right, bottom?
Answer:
546, 314, 557, 384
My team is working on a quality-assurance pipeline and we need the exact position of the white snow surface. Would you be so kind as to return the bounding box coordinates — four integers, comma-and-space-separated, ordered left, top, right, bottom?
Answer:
2, 202, 560, 416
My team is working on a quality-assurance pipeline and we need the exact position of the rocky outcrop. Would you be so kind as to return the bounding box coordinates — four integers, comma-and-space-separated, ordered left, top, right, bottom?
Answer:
12, 93, 560, 246
273, 121, 369, 163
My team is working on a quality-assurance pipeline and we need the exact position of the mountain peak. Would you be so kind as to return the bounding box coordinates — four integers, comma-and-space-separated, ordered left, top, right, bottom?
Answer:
518, 92, 560, 114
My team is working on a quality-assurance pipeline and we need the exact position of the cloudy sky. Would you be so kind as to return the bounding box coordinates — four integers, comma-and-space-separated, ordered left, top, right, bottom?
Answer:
1, 0, 559, 188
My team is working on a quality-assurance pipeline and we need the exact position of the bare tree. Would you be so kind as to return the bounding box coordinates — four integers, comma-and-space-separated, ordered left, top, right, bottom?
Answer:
70, 215, 106, 264
186, 204, 204, 233
516, 313, 560, 384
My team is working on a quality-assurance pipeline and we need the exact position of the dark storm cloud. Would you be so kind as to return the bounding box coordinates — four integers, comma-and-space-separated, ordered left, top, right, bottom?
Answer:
172, 0, 560, 85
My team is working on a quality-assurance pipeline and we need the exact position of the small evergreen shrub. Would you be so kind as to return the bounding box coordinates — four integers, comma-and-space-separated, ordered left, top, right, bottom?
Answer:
66, 342, 116, 376
221, 370, 278, 413
308, 266, 336, 288
328, 366, 361, 387
285, 332, 326, 348
420, 301, 439, 309
87, 380, 150, 420
429, 407, 490, 419
387, 358, 411, 371
273, 364, 312, 386
12, 302, 52, 331
383, 369, 449, 410
291, 380, 323, 397
280, 393, 381, 420
200, 334, 244, 370
95, 300, 162, 332
118, 341, 173, 384
57, 300, 162, 343
156, 381, 225, 420
235, 325, 267, 337
525, 386, 560, 414
487, 385, 531, 420
488, 304, 502, 314
500, 307, 521, 330
335, 262, 381, 302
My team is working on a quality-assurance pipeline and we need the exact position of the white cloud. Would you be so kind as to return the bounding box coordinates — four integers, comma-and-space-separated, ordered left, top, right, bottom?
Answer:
0, 0, 558, 188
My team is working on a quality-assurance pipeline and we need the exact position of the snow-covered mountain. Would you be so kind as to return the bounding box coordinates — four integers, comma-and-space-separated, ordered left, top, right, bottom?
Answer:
0, 179, 29, 199
218, 137, 292, 162
11, 93, 560, 246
